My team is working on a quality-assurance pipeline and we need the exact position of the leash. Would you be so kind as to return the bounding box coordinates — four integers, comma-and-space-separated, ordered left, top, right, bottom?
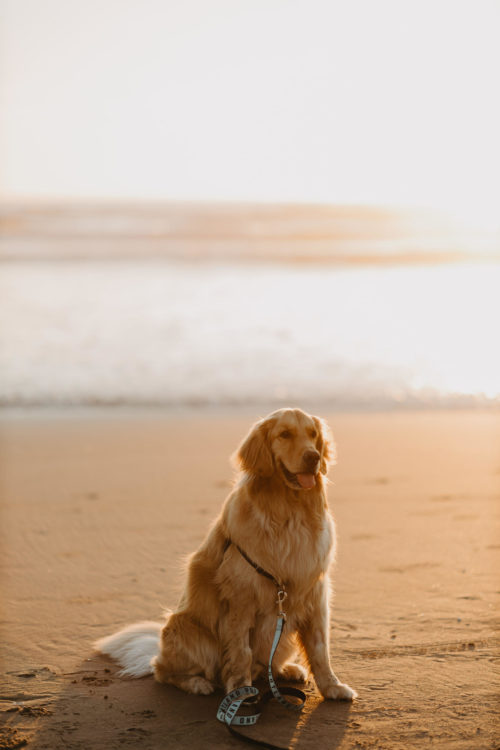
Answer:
217, 541, 307, 748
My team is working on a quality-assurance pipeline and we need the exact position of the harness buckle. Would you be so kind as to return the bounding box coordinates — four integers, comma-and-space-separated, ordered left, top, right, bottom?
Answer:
276, 589, 288, 620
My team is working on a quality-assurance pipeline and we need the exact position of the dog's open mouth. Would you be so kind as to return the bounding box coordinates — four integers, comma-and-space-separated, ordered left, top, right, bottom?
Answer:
280, 461, 317, 490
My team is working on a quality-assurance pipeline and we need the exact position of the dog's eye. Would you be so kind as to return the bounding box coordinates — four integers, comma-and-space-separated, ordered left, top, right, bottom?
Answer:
280, 430, 292, 439
311, 430, 318, 439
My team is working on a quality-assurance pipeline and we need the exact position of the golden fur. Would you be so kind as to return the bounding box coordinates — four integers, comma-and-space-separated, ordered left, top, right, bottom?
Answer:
96, 408, 356, 700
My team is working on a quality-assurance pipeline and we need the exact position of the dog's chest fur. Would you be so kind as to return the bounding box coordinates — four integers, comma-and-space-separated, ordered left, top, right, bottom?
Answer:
267, 510, 334, 590
225, 482, 335, 600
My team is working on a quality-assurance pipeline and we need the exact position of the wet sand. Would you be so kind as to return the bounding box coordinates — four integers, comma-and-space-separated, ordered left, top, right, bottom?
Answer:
1, 409, 499, 749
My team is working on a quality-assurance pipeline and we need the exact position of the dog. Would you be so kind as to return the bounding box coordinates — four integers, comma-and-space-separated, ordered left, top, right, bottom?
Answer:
95, 408, 357, 701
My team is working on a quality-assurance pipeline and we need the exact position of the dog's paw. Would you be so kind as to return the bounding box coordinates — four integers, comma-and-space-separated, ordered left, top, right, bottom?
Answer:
180, 676, 215, 695
278, 662, 308, 683
323, 682, 357, 701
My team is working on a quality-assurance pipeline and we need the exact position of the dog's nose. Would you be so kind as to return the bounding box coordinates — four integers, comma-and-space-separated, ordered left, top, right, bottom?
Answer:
303, 449, 320, 469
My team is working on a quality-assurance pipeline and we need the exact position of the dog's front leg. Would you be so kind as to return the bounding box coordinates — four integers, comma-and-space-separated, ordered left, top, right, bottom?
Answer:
219, 601, 253, 693
298, 582, 357, 701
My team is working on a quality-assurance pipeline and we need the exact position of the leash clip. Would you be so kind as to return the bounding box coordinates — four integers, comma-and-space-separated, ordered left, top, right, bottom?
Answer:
276, 588, 287, 620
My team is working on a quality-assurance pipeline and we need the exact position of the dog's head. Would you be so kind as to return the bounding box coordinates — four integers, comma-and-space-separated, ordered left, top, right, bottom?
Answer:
234, 408, 335, 490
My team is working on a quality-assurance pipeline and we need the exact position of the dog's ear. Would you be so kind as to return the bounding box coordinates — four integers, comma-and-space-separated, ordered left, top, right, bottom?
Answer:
313, 416, 336, 475
233, 417, 275, 478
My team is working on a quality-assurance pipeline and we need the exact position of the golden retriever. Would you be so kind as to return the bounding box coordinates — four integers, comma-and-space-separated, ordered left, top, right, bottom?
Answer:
95, 408, 357, 701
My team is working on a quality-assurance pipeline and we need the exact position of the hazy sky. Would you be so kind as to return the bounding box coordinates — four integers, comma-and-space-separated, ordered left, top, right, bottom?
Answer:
1, 0, 499, 220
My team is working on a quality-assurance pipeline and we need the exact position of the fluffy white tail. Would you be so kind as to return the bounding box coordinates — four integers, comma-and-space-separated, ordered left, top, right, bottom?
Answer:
94, 621, 162, 677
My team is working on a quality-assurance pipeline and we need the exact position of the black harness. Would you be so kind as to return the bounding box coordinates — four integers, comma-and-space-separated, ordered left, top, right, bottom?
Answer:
223, 538, 285, 589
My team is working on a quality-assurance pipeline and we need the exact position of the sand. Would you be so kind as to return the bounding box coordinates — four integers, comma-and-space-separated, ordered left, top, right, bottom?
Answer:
0, 408, 499, 749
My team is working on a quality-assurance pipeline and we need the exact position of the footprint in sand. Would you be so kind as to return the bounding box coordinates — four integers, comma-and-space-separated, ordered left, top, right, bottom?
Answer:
380, 562, 442, 573
6, 705, 53, 717
0, 727, 29, 749
10, 667, 56, 681
457, 595, 482, 600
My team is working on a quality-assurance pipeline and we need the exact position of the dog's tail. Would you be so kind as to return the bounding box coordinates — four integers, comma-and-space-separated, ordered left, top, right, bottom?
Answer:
94, 621, 163, 678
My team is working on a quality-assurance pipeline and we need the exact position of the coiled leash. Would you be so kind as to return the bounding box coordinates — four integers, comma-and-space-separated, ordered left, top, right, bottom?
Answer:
217, 541, 307, 749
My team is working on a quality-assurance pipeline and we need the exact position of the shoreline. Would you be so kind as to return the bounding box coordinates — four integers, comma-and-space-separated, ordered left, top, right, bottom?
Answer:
1, 401, 500, 419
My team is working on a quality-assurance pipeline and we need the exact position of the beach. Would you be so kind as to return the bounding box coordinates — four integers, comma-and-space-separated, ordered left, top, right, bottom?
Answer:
3, 0, 500, 744
1, 407, 499, 749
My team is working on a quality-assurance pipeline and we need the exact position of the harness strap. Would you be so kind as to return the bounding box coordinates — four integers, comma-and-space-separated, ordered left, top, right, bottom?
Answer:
224, 537, 283, 589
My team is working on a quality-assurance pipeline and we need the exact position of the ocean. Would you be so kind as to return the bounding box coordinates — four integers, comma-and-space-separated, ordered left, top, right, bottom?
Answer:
1, 256, 499, 410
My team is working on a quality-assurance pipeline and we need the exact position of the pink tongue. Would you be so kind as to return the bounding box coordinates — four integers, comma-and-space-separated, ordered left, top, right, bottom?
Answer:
297, 473, 316, 489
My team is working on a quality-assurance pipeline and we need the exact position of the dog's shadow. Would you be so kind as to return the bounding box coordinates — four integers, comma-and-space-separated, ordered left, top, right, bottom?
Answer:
29, 655, 352, 749
244, 682, 352, 749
